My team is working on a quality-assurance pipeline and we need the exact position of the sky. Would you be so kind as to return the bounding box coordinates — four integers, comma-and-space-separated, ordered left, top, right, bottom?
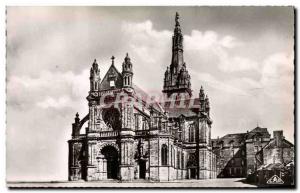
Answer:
6, 6, 294, 181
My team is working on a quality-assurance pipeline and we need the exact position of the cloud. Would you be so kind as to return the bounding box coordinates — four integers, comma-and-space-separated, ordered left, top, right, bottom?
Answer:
260, 52, 294, 103
184, 30, 258, 72
7, 69, 90, 109
185, 30, 241, 50
121, 20, 172, 92
36, 96, 72, 109
7, 69, 92, 181
191, 71, 248, 96
6, 7, 294, 181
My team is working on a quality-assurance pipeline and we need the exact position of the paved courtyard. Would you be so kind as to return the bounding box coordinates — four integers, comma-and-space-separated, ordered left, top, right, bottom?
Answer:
7, 178, 257, 188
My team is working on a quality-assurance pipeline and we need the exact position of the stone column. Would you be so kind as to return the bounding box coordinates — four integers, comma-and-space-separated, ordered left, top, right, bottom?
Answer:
86, 141, 97, 181
119, 139, 134, 181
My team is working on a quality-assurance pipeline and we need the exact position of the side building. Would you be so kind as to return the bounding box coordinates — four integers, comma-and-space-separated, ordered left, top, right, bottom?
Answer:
212, 127, 294, 178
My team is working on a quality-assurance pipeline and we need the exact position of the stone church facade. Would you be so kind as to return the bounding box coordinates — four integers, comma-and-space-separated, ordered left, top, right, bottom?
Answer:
68, 12, 217, 181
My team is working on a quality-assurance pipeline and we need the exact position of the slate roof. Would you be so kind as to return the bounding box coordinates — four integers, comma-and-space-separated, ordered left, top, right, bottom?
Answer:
246, 126, 270, 139
161, 97, 201, 118
263, 138, 294, 149
132, 84, 164, 113
212, 133, 247, 147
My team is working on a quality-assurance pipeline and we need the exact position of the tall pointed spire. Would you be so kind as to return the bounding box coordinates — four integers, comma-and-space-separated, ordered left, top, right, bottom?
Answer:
170, 12, 184, 74
163, 12, 192, 97
174, 12, 181, 34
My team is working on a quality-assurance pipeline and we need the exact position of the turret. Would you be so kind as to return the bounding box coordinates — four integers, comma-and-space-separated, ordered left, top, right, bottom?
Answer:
164, 67, 170, 88
72, 112, 80, 138
205, 95, 210, 116
122, 53, 133, 88
199, 86, 205, 111
89, 59, 101, 92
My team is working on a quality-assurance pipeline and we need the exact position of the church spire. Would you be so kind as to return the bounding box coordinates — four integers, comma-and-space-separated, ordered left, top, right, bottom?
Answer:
170, 12, 184, 75
163, 12, 191, 97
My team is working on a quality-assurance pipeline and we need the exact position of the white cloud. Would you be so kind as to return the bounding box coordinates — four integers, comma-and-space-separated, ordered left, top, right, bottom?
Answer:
121, 20, 172, 92
260, 52, 294, 102
7, 69, 90, 111
191, 71, 248, 96
36, 96, 72, 109
184, 30, 258, 72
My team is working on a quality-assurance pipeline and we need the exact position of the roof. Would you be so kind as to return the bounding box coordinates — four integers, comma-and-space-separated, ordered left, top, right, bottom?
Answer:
222, 133, 246, 146
100, 64, 123, 90
165, 107, 198, 118
246, 126, 270, 139
99, 63, 164, 114
132, 84, 164, 113
251, 126, 269, 133
161, 97, 201, 118
212, 133, 247, 147
263, 138, 294, 149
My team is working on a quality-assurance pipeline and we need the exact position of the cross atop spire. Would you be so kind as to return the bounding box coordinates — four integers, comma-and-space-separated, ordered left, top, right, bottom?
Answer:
111, 56, 115, 65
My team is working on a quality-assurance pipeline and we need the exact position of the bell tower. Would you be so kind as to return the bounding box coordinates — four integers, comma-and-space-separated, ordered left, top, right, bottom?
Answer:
163, 12, 192, 97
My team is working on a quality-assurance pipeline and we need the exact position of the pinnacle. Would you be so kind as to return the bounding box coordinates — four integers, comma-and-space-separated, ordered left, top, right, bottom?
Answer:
175, 12, 180, 26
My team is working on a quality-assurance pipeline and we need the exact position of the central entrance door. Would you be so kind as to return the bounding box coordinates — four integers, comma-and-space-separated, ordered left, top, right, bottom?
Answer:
101, 146, 119, 179
139, 160, 146, 179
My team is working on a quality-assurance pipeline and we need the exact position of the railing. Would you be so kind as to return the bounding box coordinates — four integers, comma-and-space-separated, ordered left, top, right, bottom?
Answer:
135, 130, 149, 136
99, 131, 118, 138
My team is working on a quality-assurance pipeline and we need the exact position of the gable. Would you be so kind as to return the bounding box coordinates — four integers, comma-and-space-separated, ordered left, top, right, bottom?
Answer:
263, 138, 294, 149
100, 64, 123, 91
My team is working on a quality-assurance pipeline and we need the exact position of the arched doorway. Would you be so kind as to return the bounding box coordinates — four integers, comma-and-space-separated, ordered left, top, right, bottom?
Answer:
101, 146, 119, 179
187, 153, 197, 179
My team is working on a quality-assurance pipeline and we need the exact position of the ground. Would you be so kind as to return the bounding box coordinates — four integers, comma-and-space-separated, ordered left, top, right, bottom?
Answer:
7, 178, 257, 188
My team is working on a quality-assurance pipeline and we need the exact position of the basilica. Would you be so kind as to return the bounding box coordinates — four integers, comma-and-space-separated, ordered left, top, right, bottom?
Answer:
68, 12, 217, 181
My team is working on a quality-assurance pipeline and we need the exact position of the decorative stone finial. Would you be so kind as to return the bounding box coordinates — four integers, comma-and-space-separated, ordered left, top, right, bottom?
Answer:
92, 59, 98, 69
75, 112, 80, 123
125, 53, 130, 61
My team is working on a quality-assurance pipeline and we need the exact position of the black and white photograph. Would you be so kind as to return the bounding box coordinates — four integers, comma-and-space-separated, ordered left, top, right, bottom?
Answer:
6, 6, 295, 188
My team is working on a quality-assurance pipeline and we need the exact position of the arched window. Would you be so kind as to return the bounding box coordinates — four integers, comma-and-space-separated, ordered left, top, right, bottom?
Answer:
161, 144, 168, 166
177, 151, 180, 168
189, 125, 195, 142
181, 152, 184, 169
124, 76, 127, 86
